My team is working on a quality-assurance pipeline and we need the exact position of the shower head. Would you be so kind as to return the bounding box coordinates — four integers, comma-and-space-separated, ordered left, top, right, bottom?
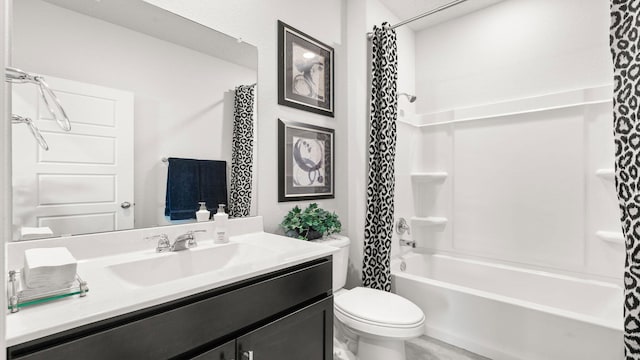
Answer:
398, 92, 417, 103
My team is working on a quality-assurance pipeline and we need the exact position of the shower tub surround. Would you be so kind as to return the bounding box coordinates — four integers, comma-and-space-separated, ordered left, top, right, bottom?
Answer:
390, 84, 624, 359
391, 252, 623, 360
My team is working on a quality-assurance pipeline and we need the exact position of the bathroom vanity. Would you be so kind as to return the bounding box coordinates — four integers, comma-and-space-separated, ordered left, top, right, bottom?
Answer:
8, 258, 332, 359
5, 218, 336, 360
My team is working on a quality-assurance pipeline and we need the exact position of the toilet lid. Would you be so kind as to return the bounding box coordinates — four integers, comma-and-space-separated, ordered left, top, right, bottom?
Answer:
334, 287, 424, 327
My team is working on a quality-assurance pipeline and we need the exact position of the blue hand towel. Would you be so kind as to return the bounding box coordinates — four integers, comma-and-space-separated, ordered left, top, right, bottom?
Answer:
198, 160, 228, 213
165, 158, 228, 220
165, 158, 199, 220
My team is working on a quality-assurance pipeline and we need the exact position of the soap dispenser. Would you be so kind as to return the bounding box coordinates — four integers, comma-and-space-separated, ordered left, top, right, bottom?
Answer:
196, 202, 210, 222
213, 204, 229, 243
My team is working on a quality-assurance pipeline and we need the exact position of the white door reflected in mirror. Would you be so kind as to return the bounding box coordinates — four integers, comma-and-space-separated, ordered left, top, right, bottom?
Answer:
12, 76, 134, 240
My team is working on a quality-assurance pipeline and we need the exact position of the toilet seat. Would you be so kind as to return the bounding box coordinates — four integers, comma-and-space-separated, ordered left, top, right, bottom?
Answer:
334, 287, 425, 339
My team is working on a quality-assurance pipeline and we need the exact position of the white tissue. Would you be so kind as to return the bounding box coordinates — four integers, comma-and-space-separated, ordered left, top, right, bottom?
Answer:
23, 247, 77, 289
17, 271, 76, 298
20, 226, 53, 240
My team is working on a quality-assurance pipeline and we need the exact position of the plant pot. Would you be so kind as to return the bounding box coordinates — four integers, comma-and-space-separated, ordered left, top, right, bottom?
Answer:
303, 229, 323, 240
285, 229, 323, 240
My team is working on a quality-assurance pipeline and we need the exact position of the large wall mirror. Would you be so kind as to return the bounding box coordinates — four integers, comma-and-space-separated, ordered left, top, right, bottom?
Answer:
10, 0, 258, 241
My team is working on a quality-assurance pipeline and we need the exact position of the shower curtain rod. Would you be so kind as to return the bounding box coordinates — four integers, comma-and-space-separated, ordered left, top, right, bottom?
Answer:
367, 0, 468, 39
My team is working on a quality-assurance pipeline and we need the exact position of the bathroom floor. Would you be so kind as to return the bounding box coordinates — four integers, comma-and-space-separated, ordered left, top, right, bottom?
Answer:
406, 336, 491, 360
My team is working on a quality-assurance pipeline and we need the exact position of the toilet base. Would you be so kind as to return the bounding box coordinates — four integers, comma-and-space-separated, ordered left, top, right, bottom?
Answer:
357, 336, 406, 360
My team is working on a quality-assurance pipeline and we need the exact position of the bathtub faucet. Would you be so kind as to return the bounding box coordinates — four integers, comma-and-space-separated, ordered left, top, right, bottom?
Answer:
396, 218, 411, 235
399, 239, 416, 248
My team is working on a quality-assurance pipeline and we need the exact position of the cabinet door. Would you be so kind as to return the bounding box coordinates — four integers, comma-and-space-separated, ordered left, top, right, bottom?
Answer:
237, 297, 333, 360
192, 340, 235, 360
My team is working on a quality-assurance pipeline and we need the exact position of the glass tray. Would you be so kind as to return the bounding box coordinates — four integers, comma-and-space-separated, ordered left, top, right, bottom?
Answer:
7, 270, 89, 313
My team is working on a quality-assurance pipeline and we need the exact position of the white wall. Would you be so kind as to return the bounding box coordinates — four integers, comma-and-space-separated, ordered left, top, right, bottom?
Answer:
402, 0, 621, 280
415, 0, 611, 114
346, 0, 369, 288
143, 0, 349, 234
12, 0, 257, 229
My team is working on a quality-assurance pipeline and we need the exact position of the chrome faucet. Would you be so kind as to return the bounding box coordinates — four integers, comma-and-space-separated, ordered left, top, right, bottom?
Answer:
170, 230, 206, 251
396, 217, 411, 235
146, 234, 171, 253
146, 230, 206, 252
399, 239, 416, 248
397, 218, 416, 247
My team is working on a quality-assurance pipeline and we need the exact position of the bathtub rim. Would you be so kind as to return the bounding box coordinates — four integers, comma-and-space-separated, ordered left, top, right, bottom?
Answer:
391, 252, 623, 332
392, 247, 622, 285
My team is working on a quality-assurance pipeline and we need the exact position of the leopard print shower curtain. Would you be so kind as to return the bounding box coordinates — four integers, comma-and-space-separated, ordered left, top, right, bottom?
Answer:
362, 23, 398, 291
611, 1, 640, 357
228, 85, 255, 218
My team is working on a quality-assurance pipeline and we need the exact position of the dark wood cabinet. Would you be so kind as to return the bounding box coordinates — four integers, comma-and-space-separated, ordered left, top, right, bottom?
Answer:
192, 340, 235, 360
237, 297, 333, 360
7, 257, 333, 360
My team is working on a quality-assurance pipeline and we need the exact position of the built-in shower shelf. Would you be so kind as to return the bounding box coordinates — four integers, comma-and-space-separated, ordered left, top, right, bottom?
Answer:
595, 169, 614, 180
411, 172, 448, 183
411, 216, 447, 229
596, 231, 624, 245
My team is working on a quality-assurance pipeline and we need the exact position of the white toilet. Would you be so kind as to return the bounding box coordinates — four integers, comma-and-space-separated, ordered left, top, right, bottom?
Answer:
316, 235, 425, 360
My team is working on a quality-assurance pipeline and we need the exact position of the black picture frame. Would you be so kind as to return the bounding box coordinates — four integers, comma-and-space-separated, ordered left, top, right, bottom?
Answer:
278, 21, 334, 117
278, 119, 334, 202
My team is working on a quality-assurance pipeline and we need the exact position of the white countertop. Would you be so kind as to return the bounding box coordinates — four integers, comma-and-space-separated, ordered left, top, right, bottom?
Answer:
6, 230, 338, 347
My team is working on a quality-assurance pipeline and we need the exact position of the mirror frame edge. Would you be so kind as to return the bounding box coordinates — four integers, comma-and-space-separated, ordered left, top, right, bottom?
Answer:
1, 0, 11, 355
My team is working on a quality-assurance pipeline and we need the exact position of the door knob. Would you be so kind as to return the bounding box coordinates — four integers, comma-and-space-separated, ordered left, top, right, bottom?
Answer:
242, 350, 254, 360
120, 201, 132, 209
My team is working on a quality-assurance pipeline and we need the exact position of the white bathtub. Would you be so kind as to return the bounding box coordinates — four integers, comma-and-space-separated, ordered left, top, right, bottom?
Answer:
391, 252, 623, 360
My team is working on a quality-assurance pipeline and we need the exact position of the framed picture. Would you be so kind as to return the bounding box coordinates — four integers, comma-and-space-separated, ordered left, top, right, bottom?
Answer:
278, 119, 334, 202
278, 20, 334, 117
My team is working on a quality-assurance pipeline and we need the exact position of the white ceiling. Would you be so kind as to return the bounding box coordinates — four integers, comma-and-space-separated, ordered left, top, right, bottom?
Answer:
377, 0, 507, 31
43, 0, 258, 70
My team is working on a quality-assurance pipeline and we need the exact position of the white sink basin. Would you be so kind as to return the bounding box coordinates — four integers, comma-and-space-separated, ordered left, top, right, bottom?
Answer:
107, 243, 277, 287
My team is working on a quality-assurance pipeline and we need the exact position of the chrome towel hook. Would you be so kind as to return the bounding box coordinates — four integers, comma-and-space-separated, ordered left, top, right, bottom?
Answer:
12, 114, 49, 151
6, 67, 71, 132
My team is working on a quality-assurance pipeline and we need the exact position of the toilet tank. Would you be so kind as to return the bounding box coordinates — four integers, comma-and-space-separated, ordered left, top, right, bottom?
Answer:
313, 234, 350, 292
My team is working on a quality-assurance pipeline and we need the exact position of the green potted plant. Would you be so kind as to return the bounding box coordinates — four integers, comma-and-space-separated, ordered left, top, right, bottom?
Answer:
281, 203, 342, 240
